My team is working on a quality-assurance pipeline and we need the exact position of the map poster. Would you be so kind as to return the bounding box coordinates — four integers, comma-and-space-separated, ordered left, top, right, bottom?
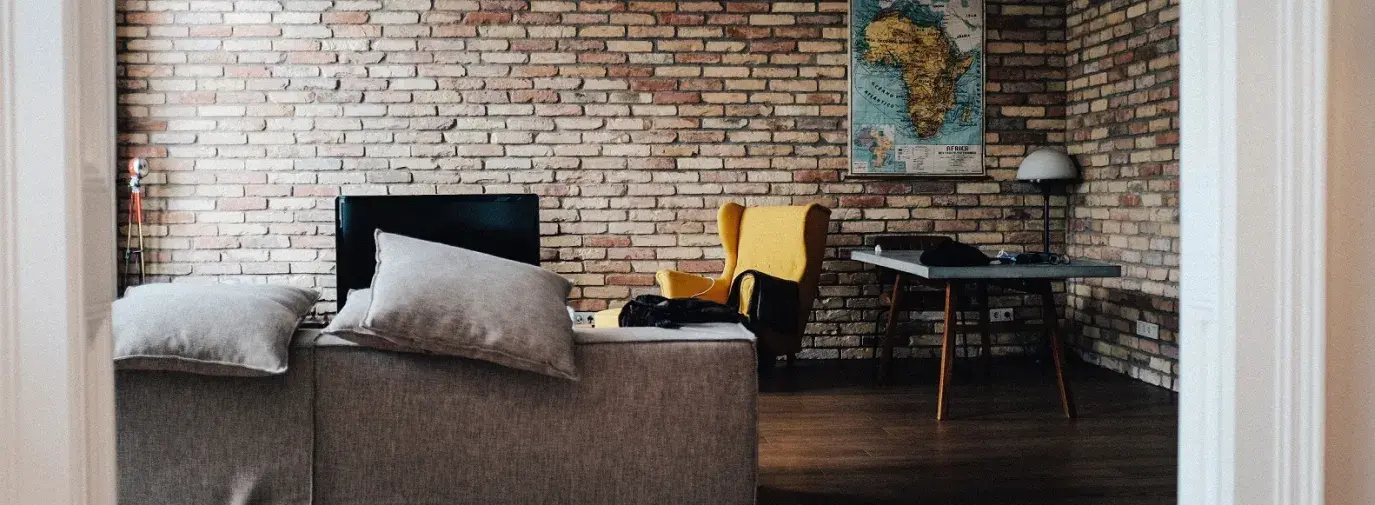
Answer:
849, 0, 985, 177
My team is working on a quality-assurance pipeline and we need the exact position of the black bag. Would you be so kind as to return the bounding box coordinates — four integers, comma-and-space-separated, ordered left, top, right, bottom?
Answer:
919, 240, 992, 267
617, 294, 743, 329
727, 270, 802, 338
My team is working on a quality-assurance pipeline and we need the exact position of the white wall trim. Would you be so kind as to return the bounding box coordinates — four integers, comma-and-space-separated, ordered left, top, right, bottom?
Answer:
1273, 0, 1328, 502
1177, 0, 1235, 501
0, 0, 20, 501
1179, 0, 1328, 504
0, 0, 117, 504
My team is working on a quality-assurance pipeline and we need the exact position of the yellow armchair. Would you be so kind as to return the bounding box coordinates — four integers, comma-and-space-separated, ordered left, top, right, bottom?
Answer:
655, 269, 730, 302
596, 202, 831, 361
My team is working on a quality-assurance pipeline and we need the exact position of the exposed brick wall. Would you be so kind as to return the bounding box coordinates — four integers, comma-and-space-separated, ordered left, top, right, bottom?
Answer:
1063, 0, 1180, 389
115, 0, 1069, 359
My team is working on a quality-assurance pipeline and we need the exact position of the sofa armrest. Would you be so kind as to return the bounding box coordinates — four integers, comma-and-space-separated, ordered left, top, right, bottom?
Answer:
575, 322, 754, 345
656, 269, 729, 303
312, 324, 758, 505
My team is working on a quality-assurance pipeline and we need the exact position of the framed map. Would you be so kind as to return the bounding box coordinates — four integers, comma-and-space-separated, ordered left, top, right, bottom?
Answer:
849, 0, 985, 177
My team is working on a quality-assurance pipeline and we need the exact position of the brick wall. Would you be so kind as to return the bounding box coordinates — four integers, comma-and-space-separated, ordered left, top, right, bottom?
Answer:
1063, 0, 1180, 389
115, 0, 1070, 360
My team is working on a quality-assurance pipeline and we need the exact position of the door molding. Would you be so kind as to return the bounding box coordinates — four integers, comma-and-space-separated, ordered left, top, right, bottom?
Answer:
0, 0, 117, 504
1179, 0, 1328, 504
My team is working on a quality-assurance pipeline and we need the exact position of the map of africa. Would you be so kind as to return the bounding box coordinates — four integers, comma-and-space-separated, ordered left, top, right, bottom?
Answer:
851, 0, 984, 176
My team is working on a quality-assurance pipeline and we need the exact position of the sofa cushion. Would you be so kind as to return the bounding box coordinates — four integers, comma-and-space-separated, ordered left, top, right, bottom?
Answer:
113, 283, 318, 376
322, 289, 412, 353
352, 231, 579, 380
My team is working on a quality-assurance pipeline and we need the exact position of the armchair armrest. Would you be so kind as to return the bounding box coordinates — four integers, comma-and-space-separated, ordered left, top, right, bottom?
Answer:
656, 270, 729, 303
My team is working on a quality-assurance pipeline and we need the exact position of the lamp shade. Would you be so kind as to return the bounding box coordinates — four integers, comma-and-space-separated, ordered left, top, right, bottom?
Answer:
1016, 149, 1077, 181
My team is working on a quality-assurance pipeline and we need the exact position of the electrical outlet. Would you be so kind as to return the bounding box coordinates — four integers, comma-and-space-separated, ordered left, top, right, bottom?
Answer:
1136, 320, 1160, 339
571, 311, 596, 326
989, 308, 1014, 323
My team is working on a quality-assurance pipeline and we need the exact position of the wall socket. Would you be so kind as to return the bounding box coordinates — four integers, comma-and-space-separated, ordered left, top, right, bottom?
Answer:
571, 311, 596, 326
988, 308, 1015, 323
1135, 320, 1160, 339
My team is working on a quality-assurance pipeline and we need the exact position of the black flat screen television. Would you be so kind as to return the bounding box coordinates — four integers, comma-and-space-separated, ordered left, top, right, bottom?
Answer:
335, 194, 540, 307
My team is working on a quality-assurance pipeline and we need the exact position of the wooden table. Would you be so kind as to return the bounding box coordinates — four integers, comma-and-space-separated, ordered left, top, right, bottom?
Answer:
850, 250, 1122, 420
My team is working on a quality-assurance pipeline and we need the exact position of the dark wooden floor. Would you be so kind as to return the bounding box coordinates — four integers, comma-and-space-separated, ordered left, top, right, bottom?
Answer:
757, 358, 1178, 505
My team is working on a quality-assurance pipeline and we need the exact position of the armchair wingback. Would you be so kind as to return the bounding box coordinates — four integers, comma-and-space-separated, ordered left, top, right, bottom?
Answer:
596, 202, 830, 359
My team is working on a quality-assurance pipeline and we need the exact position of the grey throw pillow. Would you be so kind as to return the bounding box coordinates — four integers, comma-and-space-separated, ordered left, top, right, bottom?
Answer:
114, 283, 318, 376
322, 289, 412, 353
352, 231, 579, 380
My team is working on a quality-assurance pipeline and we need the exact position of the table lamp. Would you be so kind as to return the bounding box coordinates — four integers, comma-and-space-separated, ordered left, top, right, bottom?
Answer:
1016, 149, 1078, 258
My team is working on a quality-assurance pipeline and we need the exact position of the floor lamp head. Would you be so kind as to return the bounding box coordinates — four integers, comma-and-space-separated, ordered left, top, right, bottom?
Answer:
1017, 149, 1078, 257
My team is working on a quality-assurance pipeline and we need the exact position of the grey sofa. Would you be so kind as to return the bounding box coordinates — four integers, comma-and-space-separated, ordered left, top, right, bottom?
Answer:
116, 324, 758, 505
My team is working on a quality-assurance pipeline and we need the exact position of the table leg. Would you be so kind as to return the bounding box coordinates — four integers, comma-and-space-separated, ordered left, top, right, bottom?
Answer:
937, 280, 957, 421
878, 273, 905, 382
1038, 281, 1077, 419
977, 282, 992, 379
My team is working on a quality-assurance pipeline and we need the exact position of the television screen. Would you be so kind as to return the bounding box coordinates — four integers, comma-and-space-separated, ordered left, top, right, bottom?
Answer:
335, 194, 540, 307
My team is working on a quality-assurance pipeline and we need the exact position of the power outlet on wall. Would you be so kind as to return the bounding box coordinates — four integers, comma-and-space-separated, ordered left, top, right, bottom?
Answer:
571, 311, 596, 326
1135, 320, 1160, 339
989, 308, 1015, 323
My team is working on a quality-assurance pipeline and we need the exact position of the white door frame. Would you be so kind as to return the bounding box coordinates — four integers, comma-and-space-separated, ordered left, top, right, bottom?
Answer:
0, 0, 118, 504
1178, 0, 1328, 504
0, 0, 1357, 504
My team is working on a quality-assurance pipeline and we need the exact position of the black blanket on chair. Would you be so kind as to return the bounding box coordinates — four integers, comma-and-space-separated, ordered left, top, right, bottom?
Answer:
727, 270, 801, 339
617, 295, 743, 329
